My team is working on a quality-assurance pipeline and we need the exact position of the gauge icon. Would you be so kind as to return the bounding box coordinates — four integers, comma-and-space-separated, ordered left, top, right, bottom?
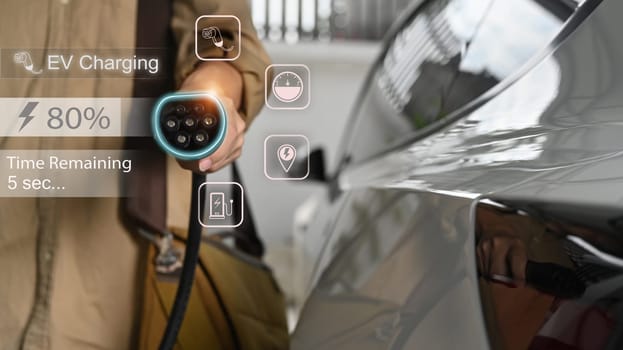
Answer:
272, 71, 304, 103
265, 64, 311, 110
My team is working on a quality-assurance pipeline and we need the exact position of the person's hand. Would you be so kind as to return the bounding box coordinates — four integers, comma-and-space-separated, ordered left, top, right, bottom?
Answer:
177, 61, 245, 173
477, 235, 528, 287
177, 96, 246, 173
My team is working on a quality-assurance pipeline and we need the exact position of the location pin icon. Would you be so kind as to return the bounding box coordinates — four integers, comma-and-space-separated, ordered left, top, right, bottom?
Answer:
277, 144, 296, 173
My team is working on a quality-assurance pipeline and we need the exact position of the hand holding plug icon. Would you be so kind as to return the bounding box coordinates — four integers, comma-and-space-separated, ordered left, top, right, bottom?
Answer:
195, 16, 241, 61
14, 51, 42, 74
201, 26, 235, 52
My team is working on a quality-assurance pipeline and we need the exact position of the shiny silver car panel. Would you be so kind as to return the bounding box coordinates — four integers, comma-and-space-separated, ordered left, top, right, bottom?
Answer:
292, 0, 623, 348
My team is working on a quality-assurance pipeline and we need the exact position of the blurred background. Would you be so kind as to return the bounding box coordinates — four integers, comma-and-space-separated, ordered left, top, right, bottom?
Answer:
207, 0, 415, 328
250, 0, 413, 42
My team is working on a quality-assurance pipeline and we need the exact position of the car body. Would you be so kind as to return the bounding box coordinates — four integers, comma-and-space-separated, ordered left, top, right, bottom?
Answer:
290, 0, 623, 348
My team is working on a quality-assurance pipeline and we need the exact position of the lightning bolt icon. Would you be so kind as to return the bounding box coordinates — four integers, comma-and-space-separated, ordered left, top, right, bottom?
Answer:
18, 101, 38, 132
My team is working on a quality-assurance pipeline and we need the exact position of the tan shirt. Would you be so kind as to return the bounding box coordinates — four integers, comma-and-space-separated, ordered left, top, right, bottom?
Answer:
0, 1, 269, 349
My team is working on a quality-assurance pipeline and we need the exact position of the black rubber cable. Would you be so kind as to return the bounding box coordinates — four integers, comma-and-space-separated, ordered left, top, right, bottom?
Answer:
159, 172, 204, 350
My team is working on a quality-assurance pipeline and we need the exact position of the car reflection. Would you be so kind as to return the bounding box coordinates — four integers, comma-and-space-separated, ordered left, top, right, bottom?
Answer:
476, 200, 623, 350
293, 190, 485, 350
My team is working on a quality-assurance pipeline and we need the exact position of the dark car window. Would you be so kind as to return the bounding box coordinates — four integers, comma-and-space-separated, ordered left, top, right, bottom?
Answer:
341, 0, 575, 167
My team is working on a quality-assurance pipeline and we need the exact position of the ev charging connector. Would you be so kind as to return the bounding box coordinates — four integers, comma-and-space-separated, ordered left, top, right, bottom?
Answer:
151, 91, 228, 350
151, 92, 228, 161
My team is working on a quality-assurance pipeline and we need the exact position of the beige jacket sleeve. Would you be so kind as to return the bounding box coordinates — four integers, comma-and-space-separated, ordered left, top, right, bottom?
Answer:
171, 0, 271, 125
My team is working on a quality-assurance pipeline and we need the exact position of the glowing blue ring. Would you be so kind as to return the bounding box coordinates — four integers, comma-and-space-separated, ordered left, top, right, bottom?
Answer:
151, 92, 228, 161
